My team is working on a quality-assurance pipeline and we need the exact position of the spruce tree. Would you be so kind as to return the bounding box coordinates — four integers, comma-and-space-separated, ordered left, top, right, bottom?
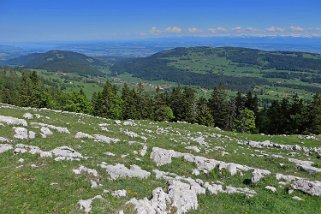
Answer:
307, 93, 321, 134
97, 81, 122, 119
196, 97, 214, 126
208, 86, 229, 129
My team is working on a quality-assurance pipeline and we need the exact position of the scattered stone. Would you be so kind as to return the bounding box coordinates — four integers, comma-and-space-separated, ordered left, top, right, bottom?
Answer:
150, 147, 183, 166
124, 130, 139, 138
292, 196, 303, 201
150, 169, 256, 213
23, 113, 34, 120
238, 140, 321, 156
290, 179, 321, 196
185, 146, 201, 153
251, 169, 271, 184
75, 132, 94, 139
104, 152, 116, 157
112, 189, 127, 197
78, 195, 103, 213
40, 127, 53, 138
13, 127, 31, 140
18, 158, 24, 163
151, 147, 270, 178
94, 134, 120, 143
0, 137, 9, 143
52, 146, 83, 161
123, 120, 136, 126
265, 186, 277, 193
31, 122, 70, 134
0, 115, 28, 126
121, 154, 129, 158
276, 173, 304, 183
192, 169, 200, 176
128, 187, 170, 214
14, 144, 82, 161
100, 163, 151, 180
191, 136, 208, 146
90, 180, 98, 188
29, 131, 36, 139
140, 144, 148, 157
168, 180, 200, 213
204, 182, 256, 197
0, 144, 13, 154
73, 165, 99, 177
288, 158, 321, 174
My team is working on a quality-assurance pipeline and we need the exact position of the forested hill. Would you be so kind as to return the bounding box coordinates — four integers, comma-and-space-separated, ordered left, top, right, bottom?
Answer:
111, 46, 321, 92
5, 50, 105, 76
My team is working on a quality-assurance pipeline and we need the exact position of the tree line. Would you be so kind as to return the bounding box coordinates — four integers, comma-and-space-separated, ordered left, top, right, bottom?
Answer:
1, 70, 321, 135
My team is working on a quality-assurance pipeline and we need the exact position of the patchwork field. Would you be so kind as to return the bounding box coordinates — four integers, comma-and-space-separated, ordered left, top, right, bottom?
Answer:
0, 103, 321, 213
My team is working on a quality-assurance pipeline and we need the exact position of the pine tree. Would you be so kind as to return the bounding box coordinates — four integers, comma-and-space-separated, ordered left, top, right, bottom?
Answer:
182, 87, 197, 123
266, 100, 281, 134
208, 86, 229, 129
235, 91, 245, 117
121, 83, 138, 119
307, 93, 321, 134
196, 97, 214, 126
135, 82, 151, 119
152, 86, 174, 121
19, 72, 33, 107
225, 99, 237, 131
96, 81, 122, 119
289, 94, 305, 133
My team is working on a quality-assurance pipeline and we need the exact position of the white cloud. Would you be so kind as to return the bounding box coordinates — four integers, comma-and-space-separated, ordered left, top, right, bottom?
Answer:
150, 27, 161, 34
290, 26, 304, 31
232, 26, 242, 32
165, 26, 182, 33
244, 27, 258, 32
266, 26, 285, 32
208, 27, 227, 34
188, 27, 201, 33
144, 25, 319, 38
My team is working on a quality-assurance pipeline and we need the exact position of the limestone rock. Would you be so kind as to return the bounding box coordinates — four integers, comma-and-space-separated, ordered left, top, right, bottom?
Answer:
100, 163, 150, 180
290, 179, 321, 196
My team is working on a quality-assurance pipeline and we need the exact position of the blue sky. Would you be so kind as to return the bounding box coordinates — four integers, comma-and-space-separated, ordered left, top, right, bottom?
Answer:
0, 0, 321, 42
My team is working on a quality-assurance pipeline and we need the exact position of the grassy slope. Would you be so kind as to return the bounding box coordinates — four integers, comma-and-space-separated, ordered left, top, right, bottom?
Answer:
0, 104, 321, 213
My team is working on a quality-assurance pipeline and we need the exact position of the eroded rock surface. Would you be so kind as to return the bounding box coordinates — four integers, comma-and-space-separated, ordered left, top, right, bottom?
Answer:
100, 163, 151, 180
290, 179, 321, 196
0, 115, 28, 126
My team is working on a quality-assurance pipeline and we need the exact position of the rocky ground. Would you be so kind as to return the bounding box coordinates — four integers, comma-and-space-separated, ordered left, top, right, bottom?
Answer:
0, 103, 321, 213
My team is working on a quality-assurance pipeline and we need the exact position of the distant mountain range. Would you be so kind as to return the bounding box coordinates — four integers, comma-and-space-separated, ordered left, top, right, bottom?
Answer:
5, 50, 105, 76
111, 46, 321, 92
2, 46, 321, 94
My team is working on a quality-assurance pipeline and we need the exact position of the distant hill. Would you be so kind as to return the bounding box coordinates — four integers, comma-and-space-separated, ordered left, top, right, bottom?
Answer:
6, 50, 105, 76
111, 46, 321, 92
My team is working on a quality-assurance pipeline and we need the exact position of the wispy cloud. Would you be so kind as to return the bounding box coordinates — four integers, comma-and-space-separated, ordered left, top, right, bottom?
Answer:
165, 26, 182, 33
232, 26, 242, 32
145, 25, 321, 37
208, 27, 227, 34
188, 27, 201, 33
290, 26, 304, 31
266, 26, 285, 33
150, 26, 161, 34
